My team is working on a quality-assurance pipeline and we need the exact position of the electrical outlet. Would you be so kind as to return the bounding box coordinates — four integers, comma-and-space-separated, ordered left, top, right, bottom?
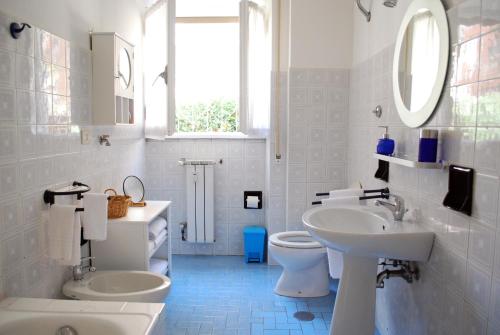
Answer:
80, 128, 91, 145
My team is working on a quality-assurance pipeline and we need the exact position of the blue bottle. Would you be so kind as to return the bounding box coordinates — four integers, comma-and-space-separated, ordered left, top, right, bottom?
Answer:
376, 126, 395, 156
418, 129, 438, 162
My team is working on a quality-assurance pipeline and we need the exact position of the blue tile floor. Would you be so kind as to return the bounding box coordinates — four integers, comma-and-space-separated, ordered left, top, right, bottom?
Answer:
164, 255, 381, 335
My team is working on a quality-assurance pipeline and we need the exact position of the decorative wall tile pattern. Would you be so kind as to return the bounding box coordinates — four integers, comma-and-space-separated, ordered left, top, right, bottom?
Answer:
287, 68, 349, 231
0, 12, 144, 299
145, 139, 266, 256
348, 1, 500, 334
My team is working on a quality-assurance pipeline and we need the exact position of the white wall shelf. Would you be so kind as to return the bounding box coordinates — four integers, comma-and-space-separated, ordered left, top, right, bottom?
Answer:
373, 153, 446, 169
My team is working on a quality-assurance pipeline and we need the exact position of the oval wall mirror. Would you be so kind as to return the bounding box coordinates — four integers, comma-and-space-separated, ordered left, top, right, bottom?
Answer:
123, 175, 145, 205
393, 0, 449, 128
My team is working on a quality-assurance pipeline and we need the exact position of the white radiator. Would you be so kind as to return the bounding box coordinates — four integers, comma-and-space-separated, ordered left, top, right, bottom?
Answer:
185, 163, 215, 243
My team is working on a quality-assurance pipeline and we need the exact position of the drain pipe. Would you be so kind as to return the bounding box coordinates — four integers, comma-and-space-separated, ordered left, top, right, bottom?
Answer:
180, 222, 187, 241
376, 259, 419, 288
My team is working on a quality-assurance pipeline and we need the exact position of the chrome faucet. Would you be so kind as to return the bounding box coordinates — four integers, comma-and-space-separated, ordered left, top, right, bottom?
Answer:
98, 134, 111, 146
375, 194, 406, 221
72, 256, 96, 281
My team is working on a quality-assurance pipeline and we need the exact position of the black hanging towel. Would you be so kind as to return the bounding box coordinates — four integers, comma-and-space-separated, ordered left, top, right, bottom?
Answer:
443, 165, 473, 216
374, 160, 389, 182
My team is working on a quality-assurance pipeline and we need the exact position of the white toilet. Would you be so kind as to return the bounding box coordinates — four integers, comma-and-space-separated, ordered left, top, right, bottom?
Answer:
269, 231, 330, 297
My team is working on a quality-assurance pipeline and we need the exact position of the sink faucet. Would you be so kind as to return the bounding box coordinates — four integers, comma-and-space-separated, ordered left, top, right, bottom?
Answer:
73, 256, 96, 281
375, 194, 406, 221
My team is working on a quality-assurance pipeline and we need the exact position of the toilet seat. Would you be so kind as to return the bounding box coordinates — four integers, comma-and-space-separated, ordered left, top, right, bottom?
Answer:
269, 231, 323, 249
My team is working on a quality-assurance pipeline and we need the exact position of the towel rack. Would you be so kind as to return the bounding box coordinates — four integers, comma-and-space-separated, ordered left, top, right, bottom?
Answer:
311, 188, 390, 205
178, 158, 223, 166
44, 181, 90, 246
315, 187, 390, 197
43, 181, 91, 207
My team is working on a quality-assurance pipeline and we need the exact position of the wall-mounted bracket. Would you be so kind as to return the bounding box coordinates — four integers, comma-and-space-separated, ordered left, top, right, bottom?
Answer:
10, 22, 31, 39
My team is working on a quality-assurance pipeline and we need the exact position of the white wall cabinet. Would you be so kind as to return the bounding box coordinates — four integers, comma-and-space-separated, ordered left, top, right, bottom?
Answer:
91, 32, 135, 125
92, 201, 172, 275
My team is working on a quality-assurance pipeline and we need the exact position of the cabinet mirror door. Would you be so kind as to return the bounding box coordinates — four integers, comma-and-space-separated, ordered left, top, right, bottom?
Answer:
118, 47, 132, 89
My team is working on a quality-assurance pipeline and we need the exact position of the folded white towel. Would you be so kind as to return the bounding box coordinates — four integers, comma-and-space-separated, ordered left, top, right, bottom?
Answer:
327, 248, 343, 279
82, 193, 108, 241
149, 258, 168, 274
149, 217, 167, 240
148, 240, 155, 253
329, 188, 364, 198
48, 205, 81, 265
154, 229, 167, 246
321, 196, 360, 207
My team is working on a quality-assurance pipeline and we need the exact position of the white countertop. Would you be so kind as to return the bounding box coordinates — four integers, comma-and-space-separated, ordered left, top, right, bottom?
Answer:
109, 200, 171, 224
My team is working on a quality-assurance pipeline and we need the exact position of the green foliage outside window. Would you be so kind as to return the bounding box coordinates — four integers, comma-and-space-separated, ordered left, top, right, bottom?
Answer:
176, 99, 238, 132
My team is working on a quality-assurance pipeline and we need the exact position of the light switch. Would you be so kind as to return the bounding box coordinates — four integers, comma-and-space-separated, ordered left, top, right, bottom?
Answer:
80, 128, 91, 145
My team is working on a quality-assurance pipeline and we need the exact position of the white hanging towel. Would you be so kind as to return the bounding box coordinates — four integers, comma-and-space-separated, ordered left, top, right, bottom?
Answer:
149, 217, 167, 240
327, 248, 343, 279
61, 215, 82, 266
82, 193, 108, 241
329, 188, 364, 198
48, 205, 81, 265
323, 190, 361, 280
321, 196, 360, 206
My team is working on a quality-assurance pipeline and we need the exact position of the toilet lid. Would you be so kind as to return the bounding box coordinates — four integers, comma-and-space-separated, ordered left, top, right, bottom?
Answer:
269, 231, 323, 249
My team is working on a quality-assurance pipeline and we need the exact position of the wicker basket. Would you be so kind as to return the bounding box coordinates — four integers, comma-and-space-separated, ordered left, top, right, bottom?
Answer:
105, 188, 131, 219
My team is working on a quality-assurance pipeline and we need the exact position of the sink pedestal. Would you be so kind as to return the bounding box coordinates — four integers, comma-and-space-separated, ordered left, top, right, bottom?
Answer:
330, 254, 378, 335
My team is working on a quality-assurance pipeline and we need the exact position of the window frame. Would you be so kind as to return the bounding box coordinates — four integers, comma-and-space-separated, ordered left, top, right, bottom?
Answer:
144, 0, 265, 138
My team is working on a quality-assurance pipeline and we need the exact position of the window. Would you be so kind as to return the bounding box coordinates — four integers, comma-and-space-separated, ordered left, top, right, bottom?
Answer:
176, 1, 240, 132
144, 0, 270, 138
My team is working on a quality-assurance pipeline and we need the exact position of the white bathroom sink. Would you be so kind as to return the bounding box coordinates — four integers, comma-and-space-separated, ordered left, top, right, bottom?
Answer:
63, 271, 171, 303
302, 205, 434, 335
302, 205, 434, 261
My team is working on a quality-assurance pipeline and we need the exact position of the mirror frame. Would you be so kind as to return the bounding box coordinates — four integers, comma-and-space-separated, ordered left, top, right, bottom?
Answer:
392, 0, 449, 128
122, 175, 145, 202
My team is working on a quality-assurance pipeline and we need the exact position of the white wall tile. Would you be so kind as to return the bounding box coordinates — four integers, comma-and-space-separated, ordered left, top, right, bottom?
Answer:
16, 90, 35, 124
0, 87, 16, 122
0, 17, 145, 300
469, 220, 496, 269
0, 50, 15, 87
34, 28, 51, 62
0, 13, 16, 52
465, 261, 493, 315
15, 54, 34, 91
473, 174, 499, 229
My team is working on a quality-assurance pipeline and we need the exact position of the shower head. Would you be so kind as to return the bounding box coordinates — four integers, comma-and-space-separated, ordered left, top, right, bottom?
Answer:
383, 0, 398, 7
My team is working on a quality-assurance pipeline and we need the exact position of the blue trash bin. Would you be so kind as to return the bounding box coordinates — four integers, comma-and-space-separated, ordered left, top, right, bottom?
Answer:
243, 226, 266, 263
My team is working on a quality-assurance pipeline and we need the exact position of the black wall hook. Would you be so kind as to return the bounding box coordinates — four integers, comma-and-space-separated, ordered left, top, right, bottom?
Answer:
10, 22, 32, 39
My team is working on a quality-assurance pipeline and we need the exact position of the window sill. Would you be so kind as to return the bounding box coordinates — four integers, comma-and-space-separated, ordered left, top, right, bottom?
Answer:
164, 132, 267, 140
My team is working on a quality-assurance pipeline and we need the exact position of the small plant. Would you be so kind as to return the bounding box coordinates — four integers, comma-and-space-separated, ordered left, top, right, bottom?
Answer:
176, 99, 238, 132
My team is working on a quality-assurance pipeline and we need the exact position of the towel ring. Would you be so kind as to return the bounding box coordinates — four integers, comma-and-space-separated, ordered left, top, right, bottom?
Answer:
43, 181, 91, 205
